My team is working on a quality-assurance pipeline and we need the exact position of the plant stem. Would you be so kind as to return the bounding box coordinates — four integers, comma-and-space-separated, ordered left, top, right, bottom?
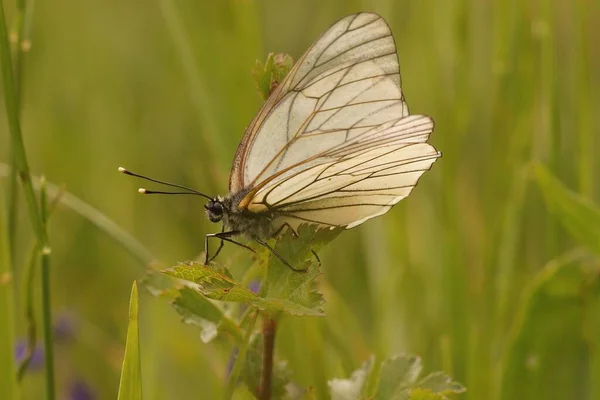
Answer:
0, 0, 54, 398
260, 316, 277, 400
0, 190, 19, 400
39, 178, 55, 399
7, 0, 29, 268
17, 243, 39, 380
0, 0, 46, 246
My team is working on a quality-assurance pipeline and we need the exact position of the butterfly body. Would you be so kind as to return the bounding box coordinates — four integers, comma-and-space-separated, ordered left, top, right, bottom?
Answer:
205, 193, 274, 240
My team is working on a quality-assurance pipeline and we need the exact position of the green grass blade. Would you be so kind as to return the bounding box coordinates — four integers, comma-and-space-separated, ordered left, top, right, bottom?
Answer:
0, 164, 155, 266
0, 191, 19, 400
38, 178, 55, 398
533, 163, 600, 254
500, 249, 598, 399
0, 0, 46, 247
118, 281, 143, 400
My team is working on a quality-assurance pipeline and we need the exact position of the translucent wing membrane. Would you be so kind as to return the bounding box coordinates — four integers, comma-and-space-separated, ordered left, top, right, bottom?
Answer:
229, 13, 406, 192
247, 116, 440, 230
229, 12, 440, 230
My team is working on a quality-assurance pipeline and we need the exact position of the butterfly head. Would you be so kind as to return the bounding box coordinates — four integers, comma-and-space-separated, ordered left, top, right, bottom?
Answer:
205, 198, 225, 223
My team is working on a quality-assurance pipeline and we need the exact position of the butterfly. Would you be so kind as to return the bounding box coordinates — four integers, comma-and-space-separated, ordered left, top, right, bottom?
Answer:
120, 12, 440, 270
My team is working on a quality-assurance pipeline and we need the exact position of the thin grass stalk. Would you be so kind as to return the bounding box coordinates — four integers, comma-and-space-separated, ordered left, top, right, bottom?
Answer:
18, 185, 63, 380
0, 0, 54, 397
156, 0, 224, 189
0, 0, 45, 243
574, 0, 592, 198
0, 191, 19, 400
39, 178, 55, 399
17, 242, 39, 381
7, 0, 33, 272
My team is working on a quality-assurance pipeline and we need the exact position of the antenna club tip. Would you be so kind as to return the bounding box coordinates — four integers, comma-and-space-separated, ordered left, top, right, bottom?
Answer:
138, 188, 147, 194
118, 166, 127, 173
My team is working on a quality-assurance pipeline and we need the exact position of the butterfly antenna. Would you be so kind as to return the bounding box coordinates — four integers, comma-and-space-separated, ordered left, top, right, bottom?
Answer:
118, 167, 212, 200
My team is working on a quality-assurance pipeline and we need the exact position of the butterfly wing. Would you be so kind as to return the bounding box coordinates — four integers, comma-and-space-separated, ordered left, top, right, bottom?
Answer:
229, 12, 406, 193
229, 12, 440, 230
246, 115, 440, 229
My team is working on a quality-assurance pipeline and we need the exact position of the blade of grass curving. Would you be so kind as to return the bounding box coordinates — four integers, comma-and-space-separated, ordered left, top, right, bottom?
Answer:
533, 163, 600, 254
0, 1, 54, 397
0, 164, 155, 266
0, 192, 19, 400
18, 182, 63, 380
156, 0, 223, 188
117, 281, 143, 400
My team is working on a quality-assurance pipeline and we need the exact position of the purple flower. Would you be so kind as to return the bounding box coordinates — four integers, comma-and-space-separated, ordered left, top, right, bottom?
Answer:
54, 311, 77, 343
248, 280, 261, 294
68, 379, 95, 400
14, 339, 44, 371
226, 348, 239, 376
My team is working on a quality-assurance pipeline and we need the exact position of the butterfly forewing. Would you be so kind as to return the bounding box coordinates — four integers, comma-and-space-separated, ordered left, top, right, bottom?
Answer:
230, 12, 440, 231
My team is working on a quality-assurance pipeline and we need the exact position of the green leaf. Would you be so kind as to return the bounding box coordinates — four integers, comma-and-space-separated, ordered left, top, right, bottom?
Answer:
533, 163, 600, 254
409, 388, 450, 400
172, 286, 242, 343
164, 262, 323, 316
414, 372, 466, 397
500, 249, 600, 400
251, 52, 294, 99
163, 225, 340, 317
117, 281, 143, 400
330, 355, 464, 400
263, 225, 341, 315
328, 357, 374, 400
374, 355, 422, 399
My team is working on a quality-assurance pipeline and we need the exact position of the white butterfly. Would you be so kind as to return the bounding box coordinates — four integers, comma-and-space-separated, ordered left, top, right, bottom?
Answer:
121, 12, 440, 269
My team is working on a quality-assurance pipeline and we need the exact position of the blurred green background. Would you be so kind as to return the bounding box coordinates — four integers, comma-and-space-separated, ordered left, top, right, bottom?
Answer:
1, 0, 599, 399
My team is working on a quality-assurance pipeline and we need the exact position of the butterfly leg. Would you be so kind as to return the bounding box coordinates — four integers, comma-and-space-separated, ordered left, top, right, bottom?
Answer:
206, 227, 226, 264
273, 222, 299, 238
204, 230, 255, 264
254, 237, 307, 273
273, 222, 321, 266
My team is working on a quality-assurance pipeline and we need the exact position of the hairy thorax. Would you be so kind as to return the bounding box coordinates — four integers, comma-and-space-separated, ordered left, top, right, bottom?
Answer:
221, 191, 274, 239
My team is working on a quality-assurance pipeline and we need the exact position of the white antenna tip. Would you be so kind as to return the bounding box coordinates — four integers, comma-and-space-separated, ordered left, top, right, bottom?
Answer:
138, 188, 147, 194
118, 166, 127, 173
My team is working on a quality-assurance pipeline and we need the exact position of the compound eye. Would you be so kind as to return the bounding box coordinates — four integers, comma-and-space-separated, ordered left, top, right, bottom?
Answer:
206, 200, 224, 223
212, 201, 223, 215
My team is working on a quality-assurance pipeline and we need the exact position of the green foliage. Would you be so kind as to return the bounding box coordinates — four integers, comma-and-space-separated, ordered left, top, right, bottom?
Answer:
118, 282, 143, 400
172, 286, 242, 343
328, 355, 465, 400
533, 163, 600, 254
251, 53, 294, 100
163, 225, 340, 318
500, 250, 600, 400
159, 226, 341, 397
2, 1, 599, 399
